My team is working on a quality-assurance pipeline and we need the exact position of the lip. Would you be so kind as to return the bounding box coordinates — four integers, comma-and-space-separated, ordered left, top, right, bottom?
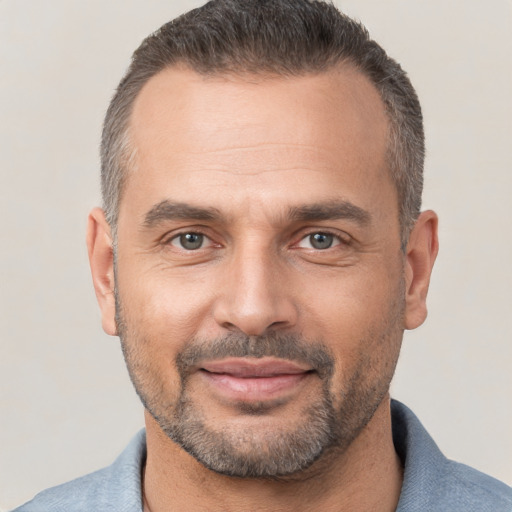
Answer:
201, 357, 311, 377
199, 357, 313, 402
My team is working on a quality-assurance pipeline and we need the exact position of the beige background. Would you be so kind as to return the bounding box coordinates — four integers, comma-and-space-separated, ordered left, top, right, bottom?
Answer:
1, 0, 511, 510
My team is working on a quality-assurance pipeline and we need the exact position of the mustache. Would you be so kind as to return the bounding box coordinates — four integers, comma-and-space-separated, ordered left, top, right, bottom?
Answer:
176, 332, 334, 380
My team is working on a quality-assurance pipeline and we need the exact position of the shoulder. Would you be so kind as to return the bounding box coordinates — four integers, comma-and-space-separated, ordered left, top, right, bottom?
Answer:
11, 430, 146, 512
392, 400, 512, 512
439, 459, 512, 511
11, 466, 125, 512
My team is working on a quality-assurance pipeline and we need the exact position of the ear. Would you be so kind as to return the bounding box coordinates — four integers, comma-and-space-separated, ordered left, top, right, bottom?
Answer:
404, 210, 439, 330
86, 207, 117, 336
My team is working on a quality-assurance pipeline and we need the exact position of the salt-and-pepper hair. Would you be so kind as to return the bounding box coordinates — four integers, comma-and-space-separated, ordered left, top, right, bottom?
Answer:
101, 0, 424, 245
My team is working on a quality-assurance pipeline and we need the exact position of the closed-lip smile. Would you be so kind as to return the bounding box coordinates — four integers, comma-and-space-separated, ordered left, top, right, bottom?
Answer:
198, 357, 314, 402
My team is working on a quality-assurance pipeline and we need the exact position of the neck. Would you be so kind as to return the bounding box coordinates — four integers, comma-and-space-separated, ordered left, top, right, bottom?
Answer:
142, 396, 402, 512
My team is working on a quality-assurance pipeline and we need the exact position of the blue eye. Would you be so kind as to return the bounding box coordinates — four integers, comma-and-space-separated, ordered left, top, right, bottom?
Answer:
297, 232, 341, 250
309, 233, 333, 249
171, 233, 205, 250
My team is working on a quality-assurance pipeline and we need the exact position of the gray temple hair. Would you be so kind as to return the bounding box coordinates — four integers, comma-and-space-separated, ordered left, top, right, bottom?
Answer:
101, 0, 424, 246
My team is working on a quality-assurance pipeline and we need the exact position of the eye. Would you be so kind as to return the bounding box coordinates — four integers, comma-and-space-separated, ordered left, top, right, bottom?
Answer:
297, 232, 341, 250
170, 232, 207, 250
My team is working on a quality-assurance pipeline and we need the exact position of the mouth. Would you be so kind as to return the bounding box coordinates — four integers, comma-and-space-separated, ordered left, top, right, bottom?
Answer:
198, 357, 314, 402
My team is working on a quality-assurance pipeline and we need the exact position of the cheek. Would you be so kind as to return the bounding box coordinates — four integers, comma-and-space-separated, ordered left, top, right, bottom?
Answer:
117, 264, 218, 346
115, 274, 203, 401
299, 263, 401, 336
297, 263, 404, 380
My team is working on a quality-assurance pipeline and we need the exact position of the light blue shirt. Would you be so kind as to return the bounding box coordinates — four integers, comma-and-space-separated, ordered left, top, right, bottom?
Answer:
13, 401, 512, 511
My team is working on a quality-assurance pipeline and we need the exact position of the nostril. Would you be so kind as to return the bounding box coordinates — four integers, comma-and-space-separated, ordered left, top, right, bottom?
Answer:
213, 293, 299, 337
268, 321, 288, 330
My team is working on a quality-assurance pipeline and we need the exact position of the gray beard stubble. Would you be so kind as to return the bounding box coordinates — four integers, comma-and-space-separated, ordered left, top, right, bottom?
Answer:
162, 334, 339, 478
115, 279, 404, 479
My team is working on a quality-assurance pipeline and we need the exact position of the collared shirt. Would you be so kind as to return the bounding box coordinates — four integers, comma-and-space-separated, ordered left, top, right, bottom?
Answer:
13, 400, 512, 511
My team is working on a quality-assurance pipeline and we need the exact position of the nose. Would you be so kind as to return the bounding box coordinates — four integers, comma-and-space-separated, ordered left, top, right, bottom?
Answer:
213, 246, 298, 336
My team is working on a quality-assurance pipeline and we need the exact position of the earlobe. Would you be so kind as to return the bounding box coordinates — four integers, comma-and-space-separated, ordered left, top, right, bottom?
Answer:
404, 210, 439, 330
86, 207, 117, 336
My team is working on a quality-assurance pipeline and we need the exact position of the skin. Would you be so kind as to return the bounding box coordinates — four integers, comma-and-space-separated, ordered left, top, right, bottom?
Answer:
87, 66, 438, 511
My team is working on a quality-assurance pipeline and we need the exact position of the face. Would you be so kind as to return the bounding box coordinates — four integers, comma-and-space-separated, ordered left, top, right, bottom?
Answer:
100, 67, 410, 477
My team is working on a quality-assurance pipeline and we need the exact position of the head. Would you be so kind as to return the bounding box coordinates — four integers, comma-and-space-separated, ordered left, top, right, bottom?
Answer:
88, 0, 438, 480
101, 0, 424, 246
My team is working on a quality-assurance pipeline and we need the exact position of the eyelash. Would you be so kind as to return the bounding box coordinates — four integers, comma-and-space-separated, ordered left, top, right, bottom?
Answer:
163, 229, 214, 249
295, 229, 351, 249
163, 228, 351, 252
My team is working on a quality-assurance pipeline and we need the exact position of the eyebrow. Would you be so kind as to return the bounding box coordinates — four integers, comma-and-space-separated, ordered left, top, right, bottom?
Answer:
143, 200, 222, 228
142, 199, 371, 229
288, 200, 371, 226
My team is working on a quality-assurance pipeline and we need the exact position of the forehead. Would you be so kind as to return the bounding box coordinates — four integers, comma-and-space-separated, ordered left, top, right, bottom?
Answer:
130, 65, 388, 158
123, 65, 393, 224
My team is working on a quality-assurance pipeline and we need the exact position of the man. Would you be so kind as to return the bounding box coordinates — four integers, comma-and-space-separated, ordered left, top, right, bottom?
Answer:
13, 0, 512, 511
